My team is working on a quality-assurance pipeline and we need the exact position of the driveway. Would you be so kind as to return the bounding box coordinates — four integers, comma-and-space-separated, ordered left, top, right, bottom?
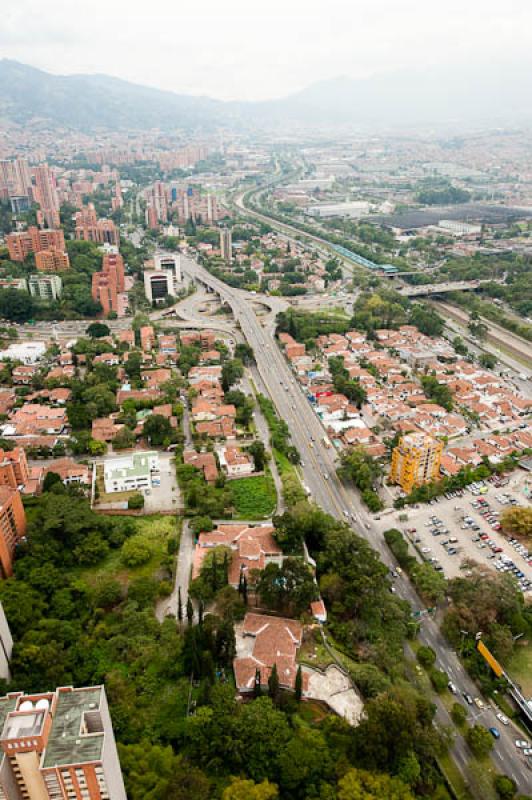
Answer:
144, 453, 180, 513
156, 518, 195, 621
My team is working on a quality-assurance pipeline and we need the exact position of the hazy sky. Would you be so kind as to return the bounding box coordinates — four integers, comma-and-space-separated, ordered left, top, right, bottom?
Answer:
2, 0, 531, 100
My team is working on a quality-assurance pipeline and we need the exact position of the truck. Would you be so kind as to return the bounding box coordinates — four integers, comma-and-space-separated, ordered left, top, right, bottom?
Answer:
322, 436, 331, 449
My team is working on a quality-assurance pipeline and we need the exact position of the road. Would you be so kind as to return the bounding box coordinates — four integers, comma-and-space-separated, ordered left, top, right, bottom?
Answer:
179, 253, 532, 794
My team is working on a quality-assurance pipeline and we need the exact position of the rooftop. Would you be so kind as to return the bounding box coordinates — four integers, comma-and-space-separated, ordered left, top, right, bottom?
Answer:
42, 687, 104, 768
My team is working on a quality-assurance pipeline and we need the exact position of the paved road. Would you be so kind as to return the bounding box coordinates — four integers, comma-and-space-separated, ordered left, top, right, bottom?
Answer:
179, 253, 532, 794
157, 519, 194, 622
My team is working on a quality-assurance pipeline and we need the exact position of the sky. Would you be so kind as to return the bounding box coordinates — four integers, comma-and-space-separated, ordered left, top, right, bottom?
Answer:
2, 0, 532, 101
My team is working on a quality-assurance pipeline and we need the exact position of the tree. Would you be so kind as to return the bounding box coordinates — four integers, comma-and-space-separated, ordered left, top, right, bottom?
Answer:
222, 359, 244, 391
417, 646, 436, 669
429, 668, 448, 693
113, 427, 136, 450
257, 558, 317, 615
466, 725, 494, 758
86, 322, 110, 338
121, 536, 151, 565
0, 289, 34, 322
501, 506, 532, 538
186, 597, 194, 627
421, 375, 453, 412
125, 350, 142, 382
479, 353, 497, 370
247, 441, 266, 472
268, 663, 279, 703
451, 703, 468, 726
294, 665, 302, 701
222, 777, 278, 800
337, 768, 414, 800
190, 516, 213, 536
234, 343, 255, 365
177, 587, 183, 622
494, 775, 517, 800
127, 493, 145, 510
143, 414, 173, 446
42, 471, 63, 492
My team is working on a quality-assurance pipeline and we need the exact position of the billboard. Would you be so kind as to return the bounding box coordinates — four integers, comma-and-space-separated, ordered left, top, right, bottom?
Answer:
477, 640, 504, 678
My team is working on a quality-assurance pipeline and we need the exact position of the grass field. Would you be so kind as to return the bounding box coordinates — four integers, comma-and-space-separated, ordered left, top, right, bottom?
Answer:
76, 515, 179, 589
231, 471, 277, 519
508, 641, 532, 696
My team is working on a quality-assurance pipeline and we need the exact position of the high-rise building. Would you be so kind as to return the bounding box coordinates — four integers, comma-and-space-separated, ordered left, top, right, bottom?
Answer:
0, 685, 127, 799
75, 205, 119, 246
33, 165, 60, 228
0, 160, 31, 200
0, 603, 13, 681
0, 487, 26, 579
102, 253, 125, 293
390, 433, 443, 493
28, 274, 63, 301
6, 228, 65, 263
35, 249, 70, 273
220, 228, 232, 264
0, 449, 29, 491
91, 272, 117, 317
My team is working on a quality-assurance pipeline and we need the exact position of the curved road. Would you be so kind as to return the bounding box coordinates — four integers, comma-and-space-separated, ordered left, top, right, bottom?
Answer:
180, 253, 532, 795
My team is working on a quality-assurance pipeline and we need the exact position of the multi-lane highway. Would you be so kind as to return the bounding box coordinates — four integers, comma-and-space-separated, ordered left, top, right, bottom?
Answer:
179, 253, 532, 794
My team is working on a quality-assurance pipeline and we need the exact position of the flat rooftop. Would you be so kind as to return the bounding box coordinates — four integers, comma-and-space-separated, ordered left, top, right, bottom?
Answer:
42, 687, 104, 768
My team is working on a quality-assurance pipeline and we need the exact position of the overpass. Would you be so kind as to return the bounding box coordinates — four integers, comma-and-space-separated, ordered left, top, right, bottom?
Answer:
397, 279, 500, 297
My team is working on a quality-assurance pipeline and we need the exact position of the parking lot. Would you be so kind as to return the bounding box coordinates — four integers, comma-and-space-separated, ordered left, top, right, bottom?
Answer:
392, 478, 532, 595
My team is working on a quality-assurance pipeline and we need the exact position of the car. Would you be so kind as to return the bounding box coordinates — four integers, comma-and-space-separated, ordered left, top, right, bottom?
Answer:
448, 682, 458, 694
523, 749, 532, 757
463, 692, 473, 705
421, 547, 431, 554
516, 740, 531, 749
448, 548, 457, 555
489, 727, 501, 739
496, 713, 509, 726
474, 697, 485, 709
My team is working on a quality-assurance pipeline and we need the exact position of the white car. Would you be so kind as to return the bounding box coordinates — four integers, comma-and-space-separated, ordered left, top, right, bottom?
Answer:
516, 740, 531, 749
496, 713, 509, 726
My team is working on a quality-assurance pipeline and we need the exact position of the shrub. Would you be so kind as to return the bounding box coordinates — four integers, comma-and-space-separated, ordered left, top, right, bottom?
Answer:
429, 668, 448, 693
451, 703, 467, 726
121, 537, 153, 567
128, 493, 145, 510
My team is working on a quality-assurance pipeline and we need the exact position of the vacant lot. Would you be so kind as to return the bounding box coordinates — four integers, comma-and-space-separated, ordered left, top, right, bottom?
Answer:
77, 515, 178, 589
231, 472, 277, 519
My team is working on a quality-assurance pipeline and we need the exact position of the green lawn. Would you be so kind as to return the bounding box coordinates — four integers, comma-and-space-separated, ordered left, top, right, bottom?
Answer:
508, 641, 532, 696
230, 472, 277, 519
76, 515, 179, 589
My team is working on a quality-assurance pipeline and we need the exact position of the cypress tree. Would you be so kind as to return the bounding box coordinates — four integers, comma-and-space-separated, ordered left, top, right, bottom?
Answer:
177, 587, 183, 622
268, 663, 279, 703
186, 597, 194, 627
295, 664, 303, 701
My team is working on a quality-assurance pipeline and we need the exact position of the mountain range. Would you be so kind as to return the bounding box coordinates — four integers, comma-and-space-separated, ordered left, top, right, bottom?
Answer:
1, 59, 532, 132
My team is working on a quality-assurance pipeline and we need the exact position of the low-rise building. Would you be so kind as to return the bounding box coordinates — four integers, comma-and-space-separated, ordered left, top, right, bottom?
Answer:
218, 445, 254, 476
28, 273, 63, 300
103, 451, 159, 493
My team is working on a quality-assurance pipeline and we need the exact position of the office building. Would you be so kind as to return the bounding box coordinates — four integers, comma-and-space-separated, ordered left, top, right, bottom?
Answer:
35, 249, 70, 273
33, 165, 60, 228
28, 274, 63, 301
0, 685, 127, 799
390, 433, 443, 493
0, 487, 26, 579
220, 228, 232, 264
143, 253, 180, 304
6, 228, 65, 263
0, 603, 13, 681
103, 451, 159, 493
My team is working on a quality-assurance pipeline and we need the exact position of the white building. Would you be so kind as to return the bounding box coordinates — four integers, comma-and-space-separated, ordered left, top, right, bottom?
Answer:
103, 451, 159, 494
218, 445, 254, 477
306, 201, 371, 219
143, 252, 182, 303
28, 274, 62, 301
438, 220, 482, 236
0, 341, 46, 364
0, 602, 13, 680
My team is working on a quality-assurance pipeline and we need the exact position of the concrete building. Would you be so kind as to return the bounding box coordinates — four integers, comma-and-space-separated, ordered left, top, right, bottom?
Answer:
91, 252, 125, 315
0, 685, 127, 800
0, 487, 26, 578
33, 165, 60, 228
0, 342, 46, 365
390, 432, 443, 493
0, 449, 30, 491
306, 201, 371, 219
6, 228, 65, 263
220, 228, 232, 264
0, 603, 13, 682
143, 254, 181, 304
218, 446, 254, 477
28, 274, 63, 301
103, 451, 159, 494
35, 249, 70, 273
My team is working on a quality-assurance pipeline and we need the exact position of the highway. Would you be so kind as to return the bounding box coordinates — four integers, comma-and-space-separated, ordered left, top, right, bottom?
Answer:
179, 253, 532, 794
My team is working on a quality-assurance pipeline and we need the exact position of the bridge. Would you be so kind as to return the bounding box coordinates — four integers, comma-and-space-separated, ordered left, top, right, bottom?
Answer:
397, 279, 500, 298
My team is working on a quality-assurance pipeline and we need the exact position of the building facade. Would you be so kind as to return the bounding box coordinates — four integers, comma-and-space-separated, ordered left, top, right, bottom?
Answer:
103, 451, 159, 494
35, 249, 70, 273
0, 488, 26, 579
220, 228, 232, 264
390, 432, 443, 493
28, 275, 63, 301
